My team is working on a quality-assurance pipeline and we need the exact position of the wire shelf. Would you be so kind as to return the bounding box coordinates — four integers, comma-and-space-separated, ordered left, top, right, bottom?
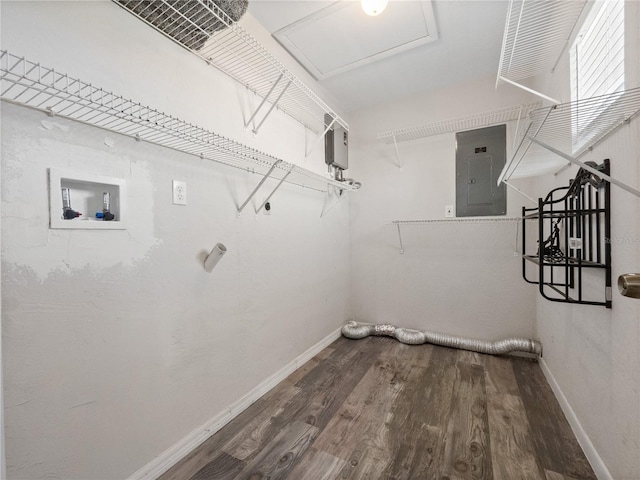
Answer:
114, 0, 348, 135
500, 87, 640, 184
0, 50, 354, 194
392, 218, 521, 224
377, 103, 540, 144
391, 217, 520, 253
497, 0, 588, 84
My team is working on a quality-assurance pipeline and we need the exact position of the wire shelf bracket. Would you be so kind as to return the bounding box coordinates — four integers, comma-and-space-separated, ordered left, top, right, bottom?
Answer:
237, 159, 284, 216
395, 222, 405, 254
499, 87, 640, 199
320, 186, 348, 219
244, 74, 291, 135
114, 0, 349, 136
497, 76, 560, 105
503, 179, 536, 204
0, 50, 356, 212
305, 115, 336, 159
391, 135, 403, 170
529, 137, 640, 198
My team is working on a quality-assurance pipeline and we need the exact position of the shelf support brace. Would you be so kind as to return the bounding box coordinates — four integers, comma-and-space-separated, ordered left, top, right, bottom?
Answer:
256, 170, 291, 214
306, 116, 337, 158
252, 80, 291, 134
553, 162, 573, 176
503, 179, 537, 204
528, 137, 640, 198
498, 75, 561, 105
244, 74, 291, 134
320, 186, 348, 218
392, 135, 403, 169
395, 222, 405, 254
237, 160, 282, 216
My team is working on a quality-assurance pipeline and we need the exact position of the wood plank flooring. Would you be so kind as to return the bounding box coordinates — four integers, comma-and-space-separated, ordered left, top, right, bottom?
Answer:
159, 336, 596, 480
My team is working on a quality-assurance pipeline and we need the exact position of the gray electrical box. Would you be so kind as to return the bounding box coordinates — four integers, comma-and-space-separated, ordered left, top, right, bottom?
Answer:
455, 124, 506, 217
324, 114, 348, 170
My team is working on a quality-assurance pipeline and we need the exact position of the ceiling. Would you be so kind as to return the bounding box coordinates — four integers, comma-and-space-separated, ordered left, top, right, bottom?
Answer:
248, 0, 509, 113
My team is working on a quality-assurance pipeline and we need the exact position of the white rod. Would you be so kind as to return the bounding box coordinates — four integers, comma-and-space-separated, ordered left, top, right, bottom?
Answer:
392, 135, 403, 169
553, 162, 572, 176
396, 223, 404, 254
252, 79, 291, 134
320, 187, 348, 218
498, 104, 555, 186
503, 179, 537, 204
244, 73, 283, 129
498, 76, 561, 104
498, 120, 534, 185
305, 116, 336, 158
256, 170, 291, 214
529, 137, 640, 198
513, 105, 523, 152
237, 160, 281, 215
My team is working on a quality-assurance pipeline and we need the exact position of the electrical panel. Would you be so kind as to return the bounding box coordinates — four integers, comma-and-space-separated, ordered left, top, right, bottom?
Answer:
455, 124, 506, 217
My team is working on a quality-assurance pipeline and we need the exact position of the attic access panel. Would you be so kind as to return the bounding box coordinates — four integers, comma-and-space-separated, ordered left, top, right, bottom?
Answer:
456, 125, 507, 217
273, 1, 438, 80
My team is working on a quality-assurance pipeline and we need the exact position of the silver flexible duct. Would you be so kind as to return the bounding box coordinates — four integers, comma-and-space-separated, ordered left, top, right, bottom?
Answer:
341, 321, 542, 356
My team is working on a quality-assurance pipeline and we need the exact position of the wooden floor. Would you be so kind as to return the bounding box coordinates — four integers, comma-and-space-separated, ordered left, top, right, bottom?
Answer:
159, 336, 596, 480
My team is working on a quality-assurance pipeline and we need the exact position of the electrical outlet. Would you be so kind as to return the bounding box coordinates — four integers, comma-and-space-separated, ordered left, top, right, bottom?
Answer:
445, 205, 454, 218
173, 180, 187, 205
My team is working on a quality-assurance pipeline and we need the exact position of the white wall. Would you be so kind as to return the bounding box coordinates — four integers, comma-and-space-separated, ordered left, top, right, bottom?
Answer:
1, 2, 349, 479
525, 2, 640, 477
348, 76, 538, 340
3, 1, 639, 479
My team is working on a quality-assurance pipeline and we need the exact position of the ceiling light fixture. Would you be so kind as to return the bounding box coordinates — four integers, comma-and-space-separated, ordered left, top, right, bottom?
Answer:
361, 0, 388, 16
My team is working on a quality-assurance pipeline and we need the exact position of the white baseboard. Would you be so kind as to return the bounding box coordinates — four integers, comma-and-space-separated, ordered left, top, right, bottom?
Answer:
538, 357, 613, 480
127, 326, 343, 480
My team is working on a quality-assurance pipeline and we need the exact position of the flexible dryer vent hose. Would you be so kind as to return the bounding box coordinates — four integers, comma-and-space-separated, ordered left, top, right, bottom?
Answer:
341, 321, 542, 356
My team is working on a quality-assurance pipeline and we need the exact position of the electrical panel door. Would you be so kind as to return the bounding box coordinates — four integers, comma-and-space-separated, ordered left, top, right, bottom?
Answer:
455, 124, 506, 217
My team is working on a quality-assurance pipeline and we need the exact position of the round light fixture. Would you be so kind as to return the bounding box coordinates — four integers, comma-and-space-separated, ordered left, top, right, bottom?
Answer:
361, 0, 388, 16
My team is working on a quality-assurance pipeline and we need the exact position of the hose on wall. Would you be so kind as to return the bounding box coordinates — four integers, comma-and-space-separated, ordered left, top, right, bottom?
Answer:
341, 321, 542, 356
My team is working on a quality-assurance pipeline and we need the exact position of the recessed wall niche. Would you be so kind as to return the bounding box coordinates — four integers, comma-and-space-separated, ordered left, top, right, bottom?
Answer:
49, 169, 126, 230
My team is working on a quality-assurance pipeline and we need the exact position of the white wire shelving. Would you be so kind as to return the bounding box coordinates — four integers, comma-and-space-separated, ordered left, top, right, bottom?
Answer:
377, 103, 541, 144
0, 50, 355, 214
391, 218, 521, 254
376, 103, 540, 169
499, 87, 640, 199
113, 0, 348, 136
496, 0, 588, 103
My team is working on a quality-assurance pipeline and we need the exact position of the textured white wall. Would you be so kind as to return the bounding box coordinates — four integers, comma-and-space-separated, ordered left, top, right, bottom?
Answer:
3, 1, 638, 479
526, 3, 640, 477
348, 76, 538, 340
1, 2, 349, 479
